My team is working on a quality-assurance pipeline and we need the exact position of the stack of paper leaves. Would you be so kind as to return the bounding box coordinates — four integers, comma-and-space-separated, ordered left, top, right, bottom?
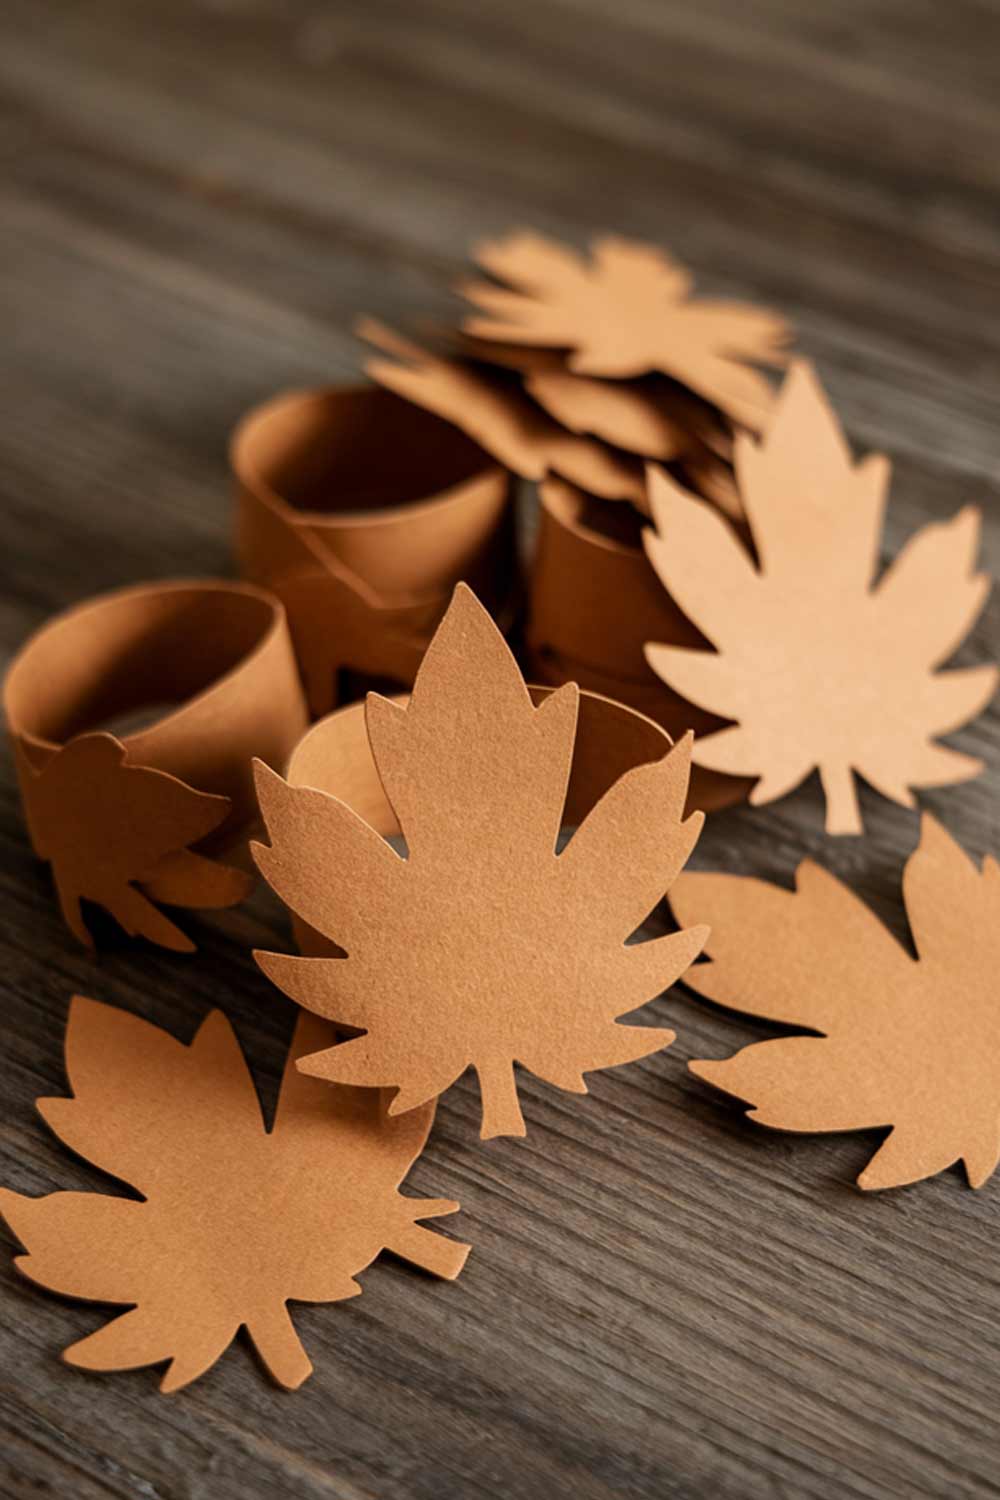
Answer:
360, 230, 792, 517
0, 1001, 468, 1391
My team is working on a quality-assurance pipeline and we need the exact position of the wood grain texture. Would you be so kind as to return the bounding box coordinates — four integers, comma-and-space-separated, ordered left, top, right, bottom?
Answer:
2, 1, 1000, 1495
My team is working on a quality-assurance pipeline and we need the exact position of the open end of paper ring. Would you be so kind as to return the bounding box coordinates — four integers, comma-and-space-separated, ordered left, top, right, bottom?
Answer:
4, 580, 285, 753
286, 686, 673, 839
231, 385, 491, 523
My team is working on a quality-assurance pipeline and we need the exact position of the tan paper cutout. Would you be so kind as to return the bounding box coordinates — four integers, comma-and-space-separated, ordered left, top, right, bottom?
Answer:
459, 231, 791, 428
672, 815, 1000, 1191
359, 318, 646, 504
643, 363, 998, 834
4, 580, 307, 948
523, 368, 690, 461
0, 999, 468, 1391
15, 735, 250, 952
253, 585, 707, 1139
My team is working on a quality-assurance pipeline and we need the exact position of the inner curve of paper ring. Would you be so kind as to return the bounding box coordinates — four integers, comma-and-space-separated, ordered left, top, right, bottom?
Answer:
4, 580, 282, 751
286, 686, 673, 839
231, 385, 495, 525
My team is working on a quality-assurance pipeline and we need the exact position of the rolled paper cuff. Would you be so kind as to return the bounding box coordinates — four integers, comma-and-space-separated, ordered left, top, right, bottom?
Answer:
282, 685, 677, 957
522, 645, 751, 815
528, 476, 703, 680
4, 579, 308, 949
528, 478, 749, 811
231, 386, 518, 713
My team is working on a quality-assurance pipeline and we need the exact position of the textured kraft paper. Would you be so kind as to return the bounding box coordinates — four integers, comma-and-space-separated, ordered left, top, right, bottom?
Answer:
252, 584, 708, 1140
359, 319, 646, 505
231, 382, 517, 712
0, 999, 468, 1392
526, 477, 751, 811
672, 815, 1000, 1191
458, 230, 791, 428
643, 363, 998, 834
4, 580, 307, 949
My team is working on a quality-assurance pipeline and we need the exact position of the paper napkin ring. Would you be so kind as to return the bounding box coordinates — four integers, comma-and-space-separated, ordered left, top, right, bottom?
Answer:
231, 385, 518, 716
526, 477, 750, 813
4, 579, 308, 948
281, 684, 681, 957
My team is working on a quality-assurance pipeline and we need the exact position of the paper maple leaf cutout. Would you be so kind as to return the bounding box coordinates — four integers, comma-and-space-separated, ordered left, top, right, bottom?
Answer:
643, 363, 998, 834
459, 231, 790, 428
252, 584, 708, 1139
359, 318, 646, 504
672, 816, 1000, 1191
17, 734, 252, 950
0, 1000, 468, 1391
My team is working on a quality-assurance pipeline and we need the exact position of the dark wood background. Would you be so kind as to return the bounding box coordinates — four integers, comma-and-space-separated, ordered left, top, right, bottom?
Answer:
3, 2, 1000, 1496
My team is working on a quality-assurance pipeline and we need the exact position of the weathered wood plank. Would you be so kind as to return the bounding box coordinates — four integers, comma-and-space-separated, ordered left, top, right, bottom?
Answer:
2, 2, 1000, 1496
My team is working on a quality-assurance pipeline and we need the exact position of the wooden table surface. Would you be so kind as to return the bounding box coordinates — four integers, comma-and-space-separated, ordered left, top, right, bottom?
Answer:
3, 2, 1000, 1496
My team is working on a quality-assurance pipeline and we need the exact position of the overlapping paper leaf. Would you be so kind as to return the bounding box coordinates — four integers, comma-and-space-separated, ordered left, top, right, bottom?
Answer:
253, 585, 707, 1139
359, 318, 645, 504
644, 362, 997, 833
460, 231, 790, 427
18, 734, 251, 950
672, 816, 1000, 1190
0, 1000, 467, 1391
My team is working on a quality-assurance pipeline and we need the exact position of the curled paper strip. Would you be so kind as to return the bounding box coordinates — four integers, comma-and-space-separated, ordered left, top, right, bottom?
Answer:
231, 383, 517, 716
3, 580, 308, 949
252, 584, 708, 1140
526, 478, 751, 813
0, 999, 468, 1391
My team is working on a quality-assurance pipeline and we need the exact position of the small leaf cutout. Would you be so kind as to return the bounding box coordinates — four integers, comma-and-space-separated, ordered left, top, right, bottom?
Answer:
17, 734, 251, 950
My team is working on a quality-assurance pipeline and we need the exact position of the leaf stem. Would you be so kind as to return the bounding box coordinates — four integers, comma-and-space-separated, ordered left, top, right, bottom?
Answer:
246, 1302, 312, 1389
820, 762, 862, 836
477, 1059, 527, 1139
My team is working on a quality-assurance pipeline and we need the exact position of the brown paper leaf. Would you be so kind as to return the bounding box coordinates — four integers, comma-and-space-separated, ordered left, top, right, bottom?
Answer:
17, 734, 252, 951
459, 231, 790, 428
358, 318, 646, 504
671, 816, 1000, 1191
0, 1000, 467, 1392
524, 368, 690, 461
643, 362, 998, 834
253, 584, 707, 1140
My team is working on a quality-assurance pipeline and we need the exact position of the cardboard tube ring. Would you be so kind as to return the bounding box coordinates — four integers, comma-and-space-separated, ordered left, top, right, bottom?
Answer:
4, 579, 309, 949
231, 386, 517, 715
283, 685, 677, 957
528, 477, 750, 812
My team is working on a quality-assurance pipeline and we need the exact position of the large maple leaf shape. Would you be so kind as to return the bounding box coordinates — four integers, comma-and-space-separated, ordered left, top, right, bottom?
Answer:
253, 584, 708, 1140
671, 815, 1000, 1191
18, 734, 252, 950
643, 363, 998, 834
0, 1000, 467, 1391
458, 231, 790, 427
